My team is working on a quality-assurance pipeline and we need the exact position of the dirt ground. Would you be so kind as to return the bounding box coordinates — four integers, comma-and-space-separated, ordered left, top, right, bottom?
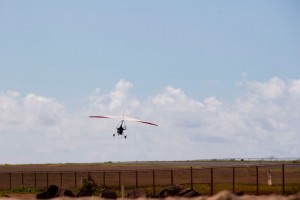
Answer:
0, 160, 292, 172
2, 190, 300, 200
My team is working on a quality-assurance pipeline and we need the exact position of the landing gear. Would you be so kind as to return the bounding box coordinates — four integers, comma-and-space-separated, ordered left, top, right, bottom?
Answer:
113, 133, 127, 139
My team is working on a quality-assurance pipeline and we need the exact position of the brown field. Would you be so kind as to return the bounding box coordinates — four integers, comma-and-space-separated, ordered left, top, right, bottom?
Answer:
0, 160, 299, 198
0, 160, 295, 172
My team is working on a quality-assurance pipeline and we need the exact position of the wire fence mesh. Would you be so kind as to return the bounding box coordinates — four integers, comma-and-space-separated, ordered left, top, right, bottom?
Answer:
0, 163, 299, 195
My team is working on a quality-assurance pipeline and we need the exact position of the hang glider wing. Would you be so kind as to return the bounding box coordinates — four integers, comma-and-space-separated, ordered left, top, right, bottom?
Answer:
89, 115, 158, 126
89, 115, 123, 120
123, 116, 158, 126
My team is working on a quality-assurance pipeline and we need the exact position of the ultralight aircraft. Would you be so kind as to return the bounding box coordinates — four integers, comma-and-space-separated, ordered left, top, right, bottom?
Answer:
89, 113, 158, 139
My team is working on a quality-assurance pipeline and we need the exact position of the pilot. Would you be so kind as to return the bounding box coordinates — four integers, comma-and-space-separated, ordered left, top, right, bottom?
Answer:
117, 125, 124, 135
116, 120, 126, 135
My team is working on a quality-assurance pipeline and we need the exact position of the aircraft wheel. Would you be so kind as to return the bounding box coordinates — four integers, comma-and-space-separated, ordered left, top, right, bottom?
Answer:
113, 134, 115, 137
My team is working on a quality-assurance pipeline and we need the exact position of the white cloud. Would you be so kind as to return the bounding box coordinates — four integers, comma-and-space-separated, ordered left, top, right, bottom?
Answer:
204, 97, 223, 112
0, 77, 300, 164
152, 86, 203, 111
109, 79, 134, 110
289, 79, 300, 96
0, 92, 66, 139
242, 77, 286, 99
88, 79, 139, 115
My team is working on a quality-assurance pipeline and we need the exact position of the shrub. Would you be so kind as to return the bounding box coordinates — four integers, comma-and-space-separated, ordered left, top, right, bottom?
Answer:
77, 174, 99, 195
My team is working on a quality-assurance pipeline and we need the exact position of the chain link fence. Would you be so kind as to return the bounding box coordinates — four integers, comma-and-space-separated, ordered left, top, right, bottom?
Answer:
0, 163, 299, 195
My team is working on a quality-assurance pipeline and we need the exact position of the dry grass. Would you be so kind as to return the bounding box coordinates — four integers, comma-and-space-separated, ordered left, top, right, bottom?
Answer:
0, 161, 299, 197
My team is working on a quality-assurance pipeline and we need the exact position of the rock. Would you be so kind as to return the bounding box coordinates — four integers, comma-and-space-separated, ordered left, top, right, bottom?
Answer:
235, 191, 244, 196
178, 188, 201, 197
100, 188, 118, 199
77, 188, 93, 197
159, 185, 185, 197
127, 188, 149, 198
63, 189, 76, 197
47, 185, 59, 197
159, 185, 201, 198
36, 185, 76, 199
36, 185, 59, 199
56, 188, 75, 198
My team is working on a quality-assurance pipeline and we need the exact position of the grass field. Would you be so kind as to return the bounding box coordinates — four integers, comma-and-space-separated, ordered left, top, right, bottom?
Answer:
0, 160, 299, 197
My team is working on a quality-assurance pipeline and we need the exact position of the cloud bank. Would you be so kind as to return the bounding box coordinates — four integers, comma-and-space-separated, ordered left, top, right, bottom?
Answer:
0, 77, 299, 164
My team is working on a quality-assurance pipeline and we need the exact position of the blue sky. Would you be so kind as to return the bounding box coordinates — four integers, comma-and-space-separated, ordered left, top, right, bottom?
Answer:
0, 1, 299, 163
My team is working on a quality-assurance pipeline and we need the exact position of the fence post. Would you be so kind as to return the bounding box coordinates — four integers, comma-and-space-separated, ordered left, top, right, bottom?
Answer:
153, 170, 155, 196
256, 166, 259, 195
9, 173, 11, 190
22, 172, 24, 186
75, 172, 77, 188
119, 171, 121, 190
46, 173, 49, 189
121, 185, 125, 198
170, 170, 173, 185
210, 168, 213, 196
103, 172, 106, 185
232, 167, 235, 193
34, 173, 37, 188
190, 167, 193, 189
135, 171, 138, 188
60, 172, 63, 187
282, 164, 285, 195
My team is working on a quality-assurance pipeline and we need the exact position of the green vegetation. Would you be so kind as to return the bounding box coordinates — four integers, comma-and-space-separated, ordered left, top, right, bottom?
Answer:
10, 186, 41, 193
284, 184, 300, 195
0, 186, 42, 198
77, 175, 101, 195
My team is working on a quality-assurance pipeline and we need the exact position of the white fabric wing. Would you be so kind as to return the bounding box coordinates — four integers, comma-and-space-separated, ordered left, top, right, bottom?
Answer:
89, 115, 158, 126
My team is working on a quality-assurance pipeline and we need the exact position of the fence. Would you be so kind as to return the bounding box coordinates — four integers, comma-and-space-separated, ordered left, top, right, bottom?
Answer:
0, 163, 299, 195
